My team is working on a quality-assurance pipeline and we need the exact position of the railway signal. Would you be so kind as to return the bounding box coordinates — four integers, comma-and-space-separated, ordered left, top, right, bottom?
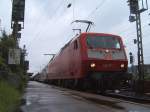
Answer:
129, 52, 134, 64
129, 52, 135, 75
127, 0, 148, 94
11, 0, 26, 47
10, 0, 28, 70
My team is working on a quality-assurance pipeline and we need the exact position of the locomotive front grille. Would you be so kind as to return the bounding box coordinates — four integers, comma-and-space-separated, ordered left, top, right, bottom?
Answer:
88, 50, 104, 59
87, 49, 126, 60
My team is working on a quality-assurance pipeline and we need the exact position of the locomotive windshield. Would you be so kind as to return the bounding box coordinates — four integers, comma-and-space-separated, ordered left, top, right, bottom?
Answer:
87, 36, 121, 49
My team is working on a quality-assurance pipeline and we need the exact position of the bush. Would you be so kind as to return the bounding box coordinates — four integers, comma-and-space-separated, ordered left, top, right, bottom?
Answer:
144, 73, 150, 81
0, 31, 28, 112
0, 80, 21, 112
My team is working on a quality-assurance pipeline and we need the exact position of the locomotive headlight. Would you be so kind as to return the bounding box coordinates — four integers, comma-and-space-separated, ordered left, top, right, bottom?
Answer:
120, 64, 125, 68
106, 49, 109, 53
90, 63, 96, 68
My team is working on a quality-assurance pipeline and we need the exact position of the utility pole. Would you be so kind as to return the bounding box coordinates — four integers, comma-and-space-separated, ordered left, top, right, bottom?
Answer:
128, 0, 148, 94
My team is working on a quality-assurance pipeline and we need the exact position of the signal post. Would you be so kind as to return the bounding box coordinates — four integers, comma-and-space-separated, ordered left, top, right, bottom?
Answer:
128, 0, 148, 94
11, 0, 25, 47
9, 0, 29, 72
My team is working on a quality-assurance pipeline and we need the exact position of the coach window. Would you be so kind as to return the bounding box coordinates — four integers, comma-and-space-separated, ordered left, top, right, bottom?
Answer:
74, 40, 78, 49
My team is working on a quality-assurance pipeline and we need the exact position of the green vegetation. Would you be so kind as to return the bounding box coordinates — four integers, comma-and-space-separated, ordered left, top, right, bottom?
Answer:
144, 73, 150, 80
0, 31, 28, 112
0, 80, 21, 112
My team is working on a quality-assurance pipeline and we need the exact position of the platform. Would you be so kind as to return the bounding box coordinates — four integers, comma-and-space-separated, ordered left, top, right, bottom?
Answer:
21, 81, 150, 112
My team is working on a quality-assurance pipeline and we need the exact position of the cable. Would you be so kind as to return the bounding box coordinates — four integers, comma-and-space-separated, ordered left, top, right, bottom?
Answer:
117, 25, 150, 46
124, 31, 150, 46
72, 0, 75, 21
27, 0, 113, 50
26, 0, 66, 50
124, 29, 150, 45
27, 0, 77, 51
71, 0, 109, 32
117, 22, 149, 35
85, 0, 109, 19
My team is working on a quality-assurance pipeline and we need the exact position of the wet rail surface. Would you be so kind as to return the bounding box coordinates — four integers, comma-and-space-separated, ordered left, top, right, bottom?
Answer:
21, 81, 150, 112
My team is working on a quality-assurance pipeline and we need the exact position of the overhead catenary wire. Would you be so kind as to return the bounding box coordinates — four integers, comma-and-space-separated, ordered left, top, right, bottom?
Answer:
116, 24, 150, 46
26, 0, 66, 50
25, 0, 150, 73
27, 0, 112, 50
124, 34, 150, 46
71, 0, 110, 33
27, 0, 79, 51
85, 0, 109, 19
72, 0, 75, 21
123, 26, 150, 40
27, 0, 149, 49
117, 22, 149, 35
27, 1, 149, 47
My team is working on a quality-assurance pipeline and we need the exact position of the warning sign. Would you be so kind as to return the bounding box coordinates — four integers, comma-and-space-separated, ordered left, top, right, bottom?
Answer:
8, 48, 21, 65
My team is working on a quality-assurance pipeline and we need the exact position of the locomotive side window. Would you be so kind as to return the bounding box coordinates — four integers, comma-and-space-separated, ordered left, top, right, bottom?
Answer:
74, 40, 78, 49
87, 36, 121, 49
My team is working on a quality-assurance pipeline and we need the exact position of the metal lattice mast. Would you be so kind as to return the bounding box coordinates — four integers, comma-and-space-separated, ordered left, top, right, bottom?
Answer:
128, 0, 148, 93
135, 11, 144, 82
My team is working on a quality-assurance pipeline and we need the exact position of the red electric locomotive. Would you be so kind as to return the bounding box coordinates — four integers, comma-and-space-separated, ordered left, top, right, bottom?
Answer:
46, 32, 129, 91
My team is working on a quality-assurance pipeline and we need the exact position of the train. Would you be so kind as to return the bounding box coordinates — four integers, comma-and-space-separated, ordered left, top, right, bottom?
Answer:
34, 32, 131, 92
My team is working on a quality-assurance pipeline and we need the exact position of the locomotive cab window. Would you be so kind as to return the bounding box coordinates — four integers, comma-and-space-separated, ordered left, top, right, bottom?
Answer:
87, 36, 121, 49
74, 40, 78, 49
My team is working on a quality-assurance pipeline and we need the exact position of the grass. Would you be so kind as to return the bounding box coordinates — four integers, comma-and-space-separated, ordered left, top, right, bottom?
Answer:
144, 74, 150, 81
0, 80, 21, 112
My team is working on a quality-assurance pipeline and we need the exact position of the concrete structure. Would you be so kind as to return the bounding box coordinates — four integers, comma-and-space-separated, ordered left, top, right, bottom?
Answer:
21, 81, 150, 112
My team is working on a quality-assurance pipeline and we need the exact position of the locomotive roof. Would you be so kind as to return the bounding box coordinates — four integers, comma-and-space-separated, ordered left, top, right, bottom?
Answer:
48, 32, 122, 64
81, 32, 122, 37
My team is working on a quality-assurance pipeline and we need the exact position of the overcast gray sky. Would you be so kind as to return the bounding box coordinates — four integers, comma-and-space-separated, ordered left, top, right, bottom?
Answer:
0, 0, 150, 73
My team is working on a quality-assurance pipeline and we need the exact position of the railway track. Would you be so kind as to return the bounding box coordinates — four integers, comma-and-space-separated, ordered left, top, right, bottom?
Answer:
49, 83, 150, 105
104, 90, 150, 104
